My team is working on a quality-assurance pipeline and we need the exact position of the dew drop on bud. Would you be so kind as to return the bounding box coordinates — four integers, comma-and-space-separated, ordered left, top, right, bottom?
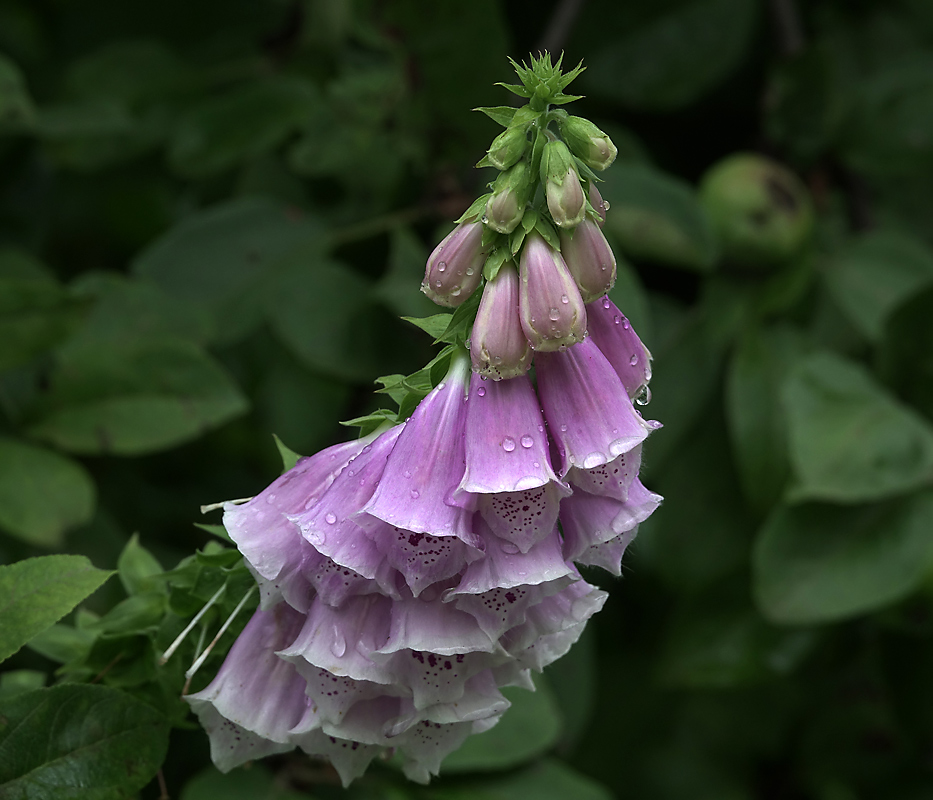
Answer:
465, 267, 474, 276
410, 489, 420, 499
603, 201, 611, 211
630, 354, 638, 366
477, 386, 486, 397
602, 298, 611, 309
560, 294, 569, 304
613, 314, 621, 325
502, 437, 516, 452
437, 261, 447, 273
434, 280, 442, 289
548, 307, 560, 321
451, 286, 462, 296
622, 318, 630, 330
325, 512, 337, 524
560, 424, 568, 432
635, 386, 652, 406
520, 434, 534, 449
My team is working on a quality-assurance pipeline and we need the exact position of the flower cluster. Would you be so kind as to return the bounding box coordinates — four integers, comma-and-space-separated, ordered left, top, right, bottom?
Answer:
185, 53, 662, 787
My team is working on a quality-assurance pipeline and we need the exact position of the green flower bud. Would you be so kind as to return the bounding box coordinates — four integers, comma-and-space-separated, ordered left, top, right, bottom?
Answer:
559, 116, 617, 171
699, 153, 814, 269
540, 140, 585, 228
485, 160, 530, 234
485, 125, 530, 171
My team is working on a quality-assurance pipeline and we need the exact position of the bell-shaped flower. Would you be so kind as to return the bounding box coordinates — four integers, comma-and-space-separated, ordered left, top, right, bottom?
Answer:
559, 218, 617, 303
586, 296, 653, 399
588, 182, 607, 227
518, 232, 586, 352
540, 139, 586, 228
421, 221, 486, 307
535, 336, 654, 475
470, 262, 532, 380
485, 161, 529, 234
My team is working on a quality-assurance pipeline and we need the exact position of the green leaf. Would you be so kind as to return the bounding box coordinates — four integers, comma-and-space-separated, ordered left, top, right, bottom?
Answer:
272, 433, 301, 473
25, 623, 97, 664
430, 759, 613, 800
442, 680, 563, 773
193, 523, 232, 543
132, 198, 324, 345
823, 230, 933, 341
843, 57, 933, 175
0, 671, 45, 701
879, 285, 933, 421
0, 437, 95, 547
180, 764, 307, 800
0, 684, 169, 800
0, 555, 113, 664
660, 606, 816, 687
474, 105, 517, 127
377, 228, 439, 318
0, 263, 89, 372
85, 592, 166, 635
29, 340, 248, 455
117, 534, 163, 596
581, 0, 758, 111
782, 352, 933, 503
266, 256, 388, 382
753, 490, 933, 623
600, 164, 719, 271
0, 52, 36, 131
401, 314, 453, 340
169, 78, 321, 177
726, 326, 807, 513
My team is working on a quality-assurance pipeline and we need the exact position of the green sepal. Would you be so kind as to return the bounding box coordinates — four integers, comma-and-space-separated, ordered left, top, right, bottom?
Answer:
474, 106, 517, 127
339, 409, 399, 436
483, 247, 510, 282
495, 81, 531, 98
440, 290, 482, 345
521, 208, 540, 233
510, 227, 528, 256
530, 128, 548, 183
534, 215, 561, 251
481, 224, 502, 249
456, 194, 491, 224
548, 93, 585, 106
271, 433, 301, 473
401, 313, 454, 341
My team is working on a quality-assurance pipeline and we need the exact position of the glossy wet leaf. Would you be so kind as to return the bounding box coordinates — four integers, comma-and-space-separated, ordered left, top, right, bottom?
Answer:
0, 684, 169, 800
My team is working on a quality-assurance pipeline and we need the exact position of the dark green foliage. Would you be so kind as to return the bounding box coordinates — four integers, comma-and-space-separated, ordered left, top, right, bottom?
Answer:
2, 1, 933, 798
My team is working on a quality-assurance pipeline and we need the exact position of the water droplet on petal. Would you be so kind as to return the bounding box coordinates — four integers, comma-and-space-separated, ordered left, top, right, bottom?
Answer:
613, 314, 621, 325
502, 437, 516, 452
583, 452, 605, 469
465, 267, 475, 276
622, 318, 630, 330
500, 542, 521, 554
403, 469, 412, 478
520, 434, 534, 449
325, 512, 337, 524
560, 424, 568, 432
561, 294, 569, 304
410, 489, 420, 499
602, 201, 611, 211
437, 260, 447, 273
647, 419, 663, 429
630, 354, 638, 367
548, 307, 560, 321
451, 286, 462, 297
331, 627, 347, 657
477, 386, 486, 397
434, 280, 442, 289
635, 385, 652, 406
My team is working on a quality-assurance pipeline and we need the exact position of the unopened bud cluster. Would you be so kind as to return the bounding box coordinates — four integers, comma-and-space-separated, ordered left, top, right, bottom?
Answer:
420, 54, 623, 380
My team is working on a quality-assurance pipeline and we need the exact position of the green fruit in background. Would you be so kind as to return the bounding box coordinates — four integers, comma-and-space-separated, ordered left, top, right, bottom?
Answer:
699, 153, 814, 268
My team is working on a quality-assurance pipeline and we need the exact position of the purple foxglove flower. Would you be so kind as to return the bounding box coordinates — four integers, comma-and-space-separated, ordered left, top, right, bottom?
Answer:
560, 479, 662, 574
422, 221, 486, 307
223, 434, 376, 612
540, 139, 586, 229
519, 232, 586, 352
362, 353, 477, 546
185, 606, 310, 771
559, 218, 617, 303
485, 161, 529, 234
588, 182, 607, 227
469, 262, 532, 380
535, 336, 654, 475
586, 296, 653, 400
566, 444, 642, 501
546, 166, 586, 229
559, 115, 618, 171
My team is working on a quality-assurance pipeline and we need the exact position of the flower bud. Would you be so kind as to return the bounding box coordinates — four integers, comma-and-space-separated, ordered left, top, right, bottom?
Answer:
421, 221, 486, 307
485, 125, 529, 171
588, 182, 607, 227
559, 218, 617, 303
541, 140, 585, 228
485, 161, 530, 234
519, 232, 586, 351
559, 116, 617, 171
470, 262, 532, 380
